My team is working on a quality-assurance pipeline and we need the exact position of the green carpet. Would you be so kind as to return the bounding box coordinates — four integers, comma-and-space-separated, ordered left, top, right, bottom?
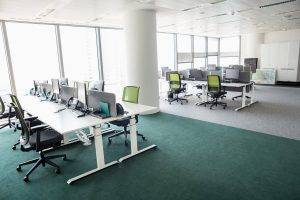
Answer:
0, 112, 299, 200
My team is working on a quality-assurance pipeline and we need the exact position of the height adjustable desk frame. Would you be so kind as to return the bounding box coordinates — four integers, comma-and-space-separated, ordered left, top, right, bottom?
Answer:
20, 96, 158, 184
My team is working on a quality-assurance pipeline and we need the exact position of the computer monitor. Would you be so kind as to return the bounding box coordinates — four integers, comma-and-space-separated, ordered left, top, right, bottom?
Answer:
225, 68, 239, 81
87, 90, 117, 117
51, 79, 60, 94
40, 83, 52, 98
76, 82, 87, 106
60, 86, 75, 104
59, 78, 68, 86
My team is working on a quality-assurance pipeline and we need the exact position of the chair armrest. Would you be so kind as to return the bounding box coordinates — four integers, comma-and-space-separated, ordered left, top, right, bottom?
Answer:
30, 124, 49, 132
24, 116, 38, 121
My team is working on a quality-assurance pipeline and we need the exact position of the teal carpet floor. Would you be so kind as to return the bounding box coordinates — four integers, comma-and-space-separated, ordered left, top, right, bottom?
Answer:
0, 112, 299, 200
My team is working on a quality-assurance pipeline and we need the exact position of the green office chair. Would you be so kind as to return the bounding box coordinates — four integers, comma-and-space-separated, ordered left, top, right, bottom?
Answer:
168, 72, 188, 105
10, 94, 42, 150
203, 75, 227, 109
108, 86, 146, 146
12, 104, 66, 182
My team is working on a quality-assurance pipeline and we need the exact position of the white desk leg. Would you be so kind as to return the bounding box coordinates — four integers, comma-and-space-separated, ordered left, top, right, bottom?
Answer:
119, 116, 157, 162
235, 84, 258, 111
67, 126, 118, 184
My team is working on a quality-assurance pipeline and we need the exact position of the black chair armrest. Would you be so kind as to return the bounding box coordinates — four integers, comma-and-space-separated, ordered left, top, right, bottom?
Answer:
30, 124, 49, 132
24, 116, 38, 121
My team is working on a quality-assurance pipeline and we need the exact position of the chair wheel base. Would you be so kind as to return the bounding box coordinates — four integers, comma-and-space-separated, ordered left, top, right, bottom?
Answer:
23, 176, 29, 182
12, 146, 16, 150
63, 156, 67, 161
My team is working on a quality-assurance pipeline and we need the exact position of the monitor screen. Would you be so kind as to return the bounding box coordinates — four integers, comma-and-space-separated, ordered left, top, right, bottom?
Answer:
60, 86, 75, 104
51, 79, 60, 94
225, 69, 239, 80
77, 82, 87, 106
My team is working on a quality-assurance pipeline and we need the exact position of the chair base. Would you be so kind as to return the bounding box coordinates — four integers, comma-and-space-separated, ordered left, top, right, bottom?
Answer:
201, 99, 227, 110
232, 95, 250, 101
108, 130, 146, 146
168, 96, 188, 105
16, 151, 66, 182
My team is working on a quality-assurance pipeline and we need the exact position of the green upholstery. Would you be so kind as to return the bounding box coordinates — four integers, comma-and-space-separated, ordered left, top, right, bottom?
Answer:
122, 86, 140, 104
10, 94, 24, 117
207, 75, 221, 92
169, 73, 181, 90
11, 104, 30, 145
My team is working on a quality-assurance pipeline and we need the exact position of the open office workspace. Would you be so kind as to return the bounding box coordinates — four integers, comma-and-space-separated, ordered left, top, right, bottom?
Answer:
0, 0, 299, 200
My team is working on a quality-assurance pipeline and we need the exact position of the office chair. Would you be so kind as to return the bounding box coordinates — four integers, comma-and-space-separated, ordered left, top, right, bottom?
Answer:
10, 94, 42, 150
203, 75, 227, 109
168, 73, 188, 105
89, 80, 105, 91
0, 96, 15, 130
12, 104, 67, 182
108, 86, 146, 146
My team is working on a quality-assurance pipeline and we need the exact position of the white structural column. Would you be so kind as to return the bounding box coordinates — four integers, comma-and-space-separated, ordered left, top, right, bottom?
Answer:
124, 9, 159, 109
240, 33, 264, 67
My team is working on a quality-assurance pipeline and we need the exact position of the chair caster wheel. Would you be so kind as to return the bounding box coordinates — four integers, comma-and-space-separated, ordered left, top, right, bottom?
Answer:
223, 106, 226, 109
142, 136, 146, 141
16, 166, 21, 171
108, 139, 112, 145
125, 141, 129, 146
63, 156, 67, 161
12, 146, 16, 150
23, 176, 29, 182
55, 169, 61, 174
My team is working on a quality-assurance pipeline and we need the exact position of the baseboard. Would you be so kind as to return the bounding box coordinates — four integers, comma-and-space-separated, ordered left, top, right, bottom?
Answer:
276, 81, 300, 87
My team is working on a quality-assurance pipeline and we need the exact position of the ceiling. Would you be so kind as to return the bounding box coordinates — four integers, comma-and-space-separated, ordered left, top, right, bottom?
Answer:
0, 0, 300, 37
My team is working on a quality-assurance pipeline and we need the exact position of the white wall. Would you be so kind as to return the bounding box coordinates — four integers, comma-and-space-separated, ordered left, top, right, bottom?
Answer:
264, 29, 300, 43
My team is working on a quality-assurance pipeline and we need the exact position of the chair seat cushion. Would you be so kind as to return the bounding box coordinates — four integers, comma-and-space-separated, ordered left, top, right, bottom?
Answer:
110, 118, 130, 127
208, 91, 227, 98
29, 129, 63, 150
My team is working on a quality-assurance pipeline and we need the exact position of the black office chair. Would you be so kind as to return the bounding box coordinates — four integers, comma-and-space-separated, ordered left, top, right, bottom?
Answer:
10, 94, 42, 150
108, 86, 146, 146
168, 72, 188, 105
203, 75, 227, 109
12, 104, 67, 182
0, 96, 15, 130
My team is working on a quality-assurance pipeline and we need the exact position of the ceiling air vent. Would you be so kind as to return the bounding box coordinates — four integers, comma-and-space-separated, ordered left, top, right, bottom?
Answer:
259, 0, 296, 8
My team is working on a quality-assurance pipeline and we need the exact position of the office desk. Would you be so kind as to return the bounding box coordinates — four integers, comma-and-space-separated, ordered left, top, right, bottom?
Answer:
19, 95, 158, 184
183, 80, 258, 111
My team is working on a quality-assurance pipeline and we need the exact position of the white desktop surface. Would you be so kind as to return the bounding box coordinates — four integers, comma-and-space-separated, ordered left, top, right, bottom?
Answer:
19, 95, 157, 135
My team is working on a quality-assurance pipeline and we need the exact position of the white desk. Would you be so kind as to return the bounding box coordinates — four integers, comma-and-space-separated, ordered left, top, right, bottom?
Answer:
20, 95, 158, 184
183, 80, 258, 111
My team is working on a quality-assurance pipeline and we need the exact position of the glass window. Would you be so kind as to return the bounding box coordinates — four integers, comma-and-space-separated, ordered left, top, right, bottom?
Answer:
60, 26, 99, 82
207, 37, 219, 53
178, 63, 192, 71
100, 29, 126, 98
177, 34, 192, 65
194, 58, 206, 69
220, 57, 239, 67
6, 22, 60, 95
157, 33, 175, 71
220, 36, 239, 53
0, 24, 11, 95
194, 36, 206, 53
207, 56, 218, 65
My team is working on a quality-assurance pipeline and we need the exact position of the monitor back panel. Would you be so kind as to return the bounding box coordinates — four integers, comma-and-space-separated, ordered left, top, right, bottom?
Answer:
88, 90, 117, 117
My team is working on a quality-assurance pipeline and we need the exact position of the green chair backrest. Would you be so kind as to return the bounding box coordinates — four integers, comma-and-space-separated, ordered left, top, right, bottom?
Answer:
11, 103, 30, 145
169, 73, 181, 90
122, 86, 140, 104
0, 97, 5, 114
10, 94, 24, 117
207, 75, 221, 92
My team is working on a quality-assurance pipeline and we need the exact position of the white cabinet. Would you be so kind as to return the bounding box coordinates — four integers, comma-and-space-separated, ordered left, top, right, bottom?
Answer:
260, 41, 300, 82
